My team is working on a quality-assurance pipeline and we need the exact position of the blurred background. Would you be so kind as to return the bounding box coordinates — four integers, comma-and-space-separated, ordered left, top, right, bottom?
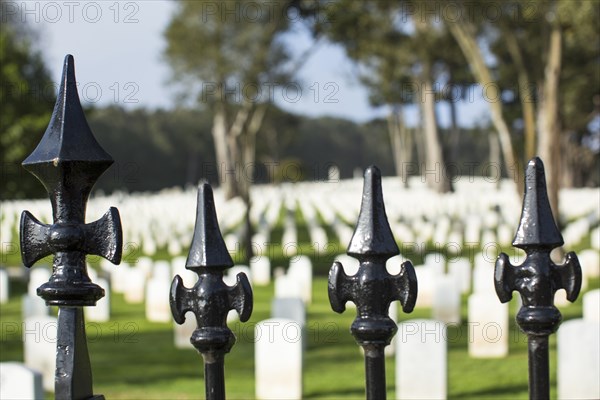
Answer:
1, 1, 599, 399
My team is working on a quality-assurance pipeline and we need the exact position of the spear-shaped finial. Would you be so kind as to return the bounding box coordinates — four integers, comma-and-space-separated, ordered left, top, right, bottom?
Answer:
19, 55, 122, 399
495, 157, 581, 400
170, 183, 252, 400
328, 165, 417, 400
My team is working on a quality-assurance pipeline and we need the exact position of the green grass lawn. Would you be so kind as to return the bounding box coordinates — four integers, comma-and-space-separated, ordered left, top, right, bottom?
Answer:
1, 272, 597, 399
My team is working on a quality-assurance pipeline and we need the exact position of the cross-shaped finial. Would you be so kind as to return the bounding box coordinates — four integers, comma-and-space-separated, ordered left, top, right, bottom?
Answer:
20, 54, 122, 306
170, 182, 252, 400
494, 157, 581, 399
328, 165, 417, 400
495, 157, 581, 334
18, 54, 122, 399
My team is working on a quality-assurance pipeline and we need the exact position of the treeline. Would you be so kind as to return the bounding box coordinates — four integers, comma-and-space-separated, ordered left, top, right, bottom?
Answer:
86, 104, 499, 194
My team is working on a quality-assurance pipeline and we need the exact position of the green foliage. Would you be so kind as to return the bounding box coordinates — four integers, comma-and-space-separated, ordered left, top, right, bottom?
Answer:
0, 12, 55, 199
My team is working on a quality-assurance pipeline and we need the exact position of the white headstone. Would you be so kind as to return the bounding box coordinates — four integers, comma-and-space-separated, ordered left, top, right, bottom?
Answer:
111, 263, 130, 294
0, 269, 8, 304
124, 267, 146, 304
251, 256, 271, 286
288, 256, 312, 304
414, 266, 435, 308
274, 274, 302, 300
145, 275, 171, 323
557, 319, 600, 399
472, 255, 495, 294
448, 257, 471, 294
255, 318, 302, 400
0, 362, 44, 400
591, 227, 600, 250
583, 289, 600, 323
22, 295, 49, 319
226, 265, 252, 287
468, 293, 508, 358
28, 268, 50, 297
174, 312, 197, 349
23, 315, 57, 392
432, 275, 461, 324
396, 319, 447, 400
85, 278, 110, 322
579, 249, 600, 279
271, 298, 305, 327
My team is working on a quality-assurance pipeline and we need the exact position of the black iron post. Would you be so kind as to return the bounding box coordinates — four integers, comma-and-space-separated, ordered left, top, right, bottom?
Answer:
170, 183, 253, 400
328, 166, 417, 400
19, 55, 123, 400
495, 157, 582, 400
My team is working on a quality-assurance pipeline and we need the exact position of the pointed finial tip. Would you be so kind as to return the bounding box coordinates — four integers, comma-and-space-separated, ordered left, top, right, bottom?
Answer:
364, 165, 381, 179
186, 181, 233, 269
513, 156, 563, 248
347, 163, 398, 258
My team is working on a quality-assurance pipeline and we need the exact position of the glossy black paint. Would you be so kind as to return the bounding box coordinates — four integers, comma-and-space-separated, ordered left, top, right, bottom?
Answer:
494, 157, 582, 400
328, 165, 418, 400
19, 55, 122, 399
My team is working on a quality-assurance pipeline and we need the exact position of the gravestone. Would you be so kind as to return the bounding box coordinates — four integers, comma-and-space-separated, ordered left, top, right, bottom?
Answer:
583, 289, 600, 323
124, 267, 146, 304
396, 319, 447, 399
472, 255, 495, 294
251, 256, 271, 286
23, 315, 57, 392
0, 362, 43, 400
579, 249, 600, 279
432, 274, 461, 324
414, 265, 435, 308
591, 226, 600, 250
448, 257, 471, 294
145, 265, 172, 322
271, 298, 306, 327
255, 318, 302, 400
111, 262, 130, 294
0, 269, 8, 304
22, 268, 51, 319
557, 319, 600, 399
274, 274, 302, 300
173, 311, 196, 349
85, 278, 110, 323
468, 293, 509, 358
288, 256, 312, 303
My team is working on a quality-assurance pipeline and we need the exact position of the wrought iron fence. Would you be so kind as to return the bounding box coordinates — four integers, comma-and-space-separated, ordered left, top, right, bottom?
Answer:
18, 55, 582, 400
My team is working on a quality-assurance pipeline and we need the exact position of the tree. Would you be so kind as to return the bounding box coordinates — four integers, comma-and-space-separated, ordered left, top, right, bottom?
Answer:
319, 1, 456, 192
164, 0, 295, 261
0, 2, 55, 199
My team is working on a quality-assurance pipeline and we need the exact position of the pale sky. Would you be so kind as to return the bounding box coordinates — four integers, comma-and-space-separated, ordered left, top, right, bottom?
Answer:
16, 0, 490, 126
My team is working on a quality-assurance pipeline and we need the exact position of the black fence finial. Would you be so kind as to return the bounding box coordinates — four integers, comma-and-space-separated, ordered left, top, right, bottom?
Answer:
171, 182, 252, 400
495, 157, 582, 400
19, 54, 122, 399
328, 165, 417, 400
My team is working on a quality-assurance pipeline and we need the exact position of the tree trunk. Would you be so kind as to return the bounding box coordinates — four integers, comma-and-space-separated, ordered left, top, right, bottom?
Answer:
505, 29, 537, 161
387, 106, 412, 187
419, 75, 452, 193
212, 102, 237, 197
537, 24, 562, 223
445, 19, 523, 196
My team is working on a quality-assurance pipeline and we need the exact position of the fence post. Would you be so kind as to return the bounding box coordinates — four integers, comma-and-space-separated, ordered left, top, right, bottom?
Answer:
495, 157, 582, 399
170, 182, 253, 400
328, 165, 418, 400
19, 55, 123, 399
